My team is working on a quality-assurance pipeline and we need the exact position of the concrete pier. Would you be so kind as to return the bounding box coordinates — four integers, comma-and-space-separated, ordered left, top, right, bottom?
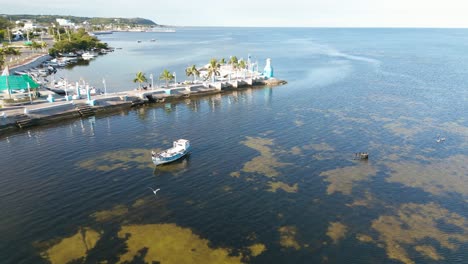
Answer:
0, 76, 286, 134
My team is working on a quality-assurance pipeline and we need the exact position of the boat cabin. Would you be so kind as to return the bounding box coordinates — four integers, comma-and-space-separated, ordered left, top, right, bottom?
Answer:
174, 139, 190, 149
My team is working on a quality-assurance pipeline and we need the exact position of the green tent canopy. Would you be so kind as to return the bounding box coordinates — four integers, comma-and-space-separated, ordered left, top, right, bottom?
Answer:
0, 75, 40, 91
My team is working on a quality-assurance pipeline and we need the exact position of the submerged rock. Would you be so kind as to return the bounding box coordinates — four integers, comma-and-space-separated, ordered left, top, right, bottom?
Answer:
262, 78, 287, 86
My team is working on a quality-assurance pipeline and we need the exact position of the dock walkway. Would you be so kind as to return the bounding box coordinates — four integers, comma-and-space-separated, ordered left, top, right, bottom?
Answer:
0, 76, 286, 133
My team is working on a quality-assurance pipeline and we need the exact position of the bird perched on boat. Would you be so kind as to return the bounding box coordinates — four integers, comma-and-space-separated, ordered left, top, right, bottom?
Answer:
148, 187, 160, 195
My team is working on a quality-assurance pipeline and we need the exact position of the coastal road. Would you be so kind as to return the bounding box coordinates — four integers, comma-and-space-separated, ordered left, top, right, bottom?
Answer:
4, 36, 54, 70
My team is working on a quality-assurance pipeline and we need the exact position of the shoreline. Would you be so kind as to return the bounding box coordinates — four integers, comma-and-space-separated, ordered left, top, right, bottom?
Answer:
9, 54, 53, 73
0, 79, 286, 135
1, 42, 286, 135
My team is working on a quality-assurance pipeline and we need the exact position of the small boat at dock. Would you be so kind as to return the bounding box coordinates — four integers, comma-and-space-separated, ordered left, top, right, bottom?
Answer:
152, 139, 191, 166
81, 52, 96, 59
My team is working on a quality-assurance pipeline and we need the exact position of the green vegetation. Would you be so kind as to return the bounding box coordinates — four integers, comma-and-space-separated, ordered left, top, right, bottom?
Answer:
0, 17, 13, 42
205, 58, 220, 82
117, 224, 245, 263
27, 40, 45, 53
0, 45, 21, 70
40, 227, 101, 264
48, 28, 108, 56
133, 71, 147, 89
229, 56, 240, 78
159, 69, 174, 88
185, 65, 199, 83
0, 15, 157, 56
238, 59, 246, 70
1, 14, 157, 27
229, 56, 239, 68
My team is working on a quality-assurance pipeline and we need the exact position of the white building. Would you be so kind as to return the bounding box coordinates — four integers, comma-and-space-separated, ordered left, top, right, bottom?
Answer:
56, 18, 75, 27
15, 20, 38, 30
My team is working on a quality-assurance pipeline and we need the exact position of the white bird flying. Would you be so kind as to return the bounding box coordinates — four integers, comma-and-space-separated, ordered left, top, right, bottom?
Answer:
148, 187, 160, 195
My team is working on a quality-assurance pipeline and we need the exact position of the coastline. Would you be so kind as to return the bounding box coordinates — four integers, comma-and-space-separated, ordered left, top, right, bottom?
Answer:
0, 78, 286, 135
1, 33, 286, 135
9, 54, 53, 72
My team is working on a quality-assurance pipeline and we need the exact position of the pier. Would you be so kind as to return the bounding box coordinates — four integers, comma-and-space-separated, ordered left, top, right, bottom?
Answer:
1, 54, 287, 133
0, 75, 286, 133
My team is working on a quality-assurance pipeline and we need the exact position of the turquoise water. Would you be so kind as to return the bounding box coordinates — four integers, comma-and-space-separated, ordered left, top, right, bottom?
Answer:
0, 28, 467, 263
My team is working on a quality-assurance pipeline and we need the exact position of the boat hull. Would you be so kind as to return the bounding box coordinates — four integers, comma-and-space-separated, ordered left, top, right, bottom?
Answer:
152, 147, 191, 166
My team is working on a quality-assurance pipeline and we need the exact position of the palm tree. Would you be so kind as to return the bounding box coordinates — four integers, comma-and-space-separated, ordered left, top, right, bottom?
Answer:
229, 56, 239, 79
133, 71, 147, 89
219, 58, 226, 65
185, 65, 199, 83
238, 60, 247, 79
31, 41, 42, 54
205, 58, 220, 82
40, 41, 48, 52
238, 60, 246, 70
229, 56, 238, 67
159, 69, 174, 88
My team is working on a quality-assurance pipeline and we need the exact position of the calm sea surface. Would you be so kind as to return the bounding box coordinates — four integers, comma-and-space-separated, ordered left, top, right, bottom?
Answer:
0, 28, 467, 264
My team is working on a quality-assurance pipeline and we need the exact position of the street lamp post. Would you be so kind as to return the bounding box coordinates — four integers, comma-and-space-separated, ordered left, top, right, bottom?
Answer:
173, 72, 176, 88
102, 78, 107, 96
64, 79, 69, 100
150, 74, 154, 90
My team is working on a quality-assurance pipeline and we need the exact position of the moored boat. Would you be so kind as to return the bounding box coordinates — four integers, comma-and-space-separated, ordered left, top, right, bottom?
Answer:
81, 52, 96, 59
152, 139, 191, 166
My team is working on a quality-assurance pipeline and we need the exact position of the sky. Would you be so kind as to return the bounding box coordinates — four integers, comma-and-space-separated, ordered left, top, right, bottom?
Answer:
2, 0, 468, 28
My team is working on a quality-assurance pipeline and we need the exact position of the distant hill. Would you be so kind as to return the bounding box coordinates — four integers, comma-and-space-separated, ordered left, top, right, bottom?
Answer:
0, 14, 158, 26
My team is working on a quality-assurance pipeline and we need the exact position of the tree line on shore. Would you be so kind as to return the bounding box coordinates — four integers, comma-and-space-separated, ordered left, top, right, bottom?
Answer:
0, 16, 110, 70
132, 56, 249, 89
48, 28, 108, 56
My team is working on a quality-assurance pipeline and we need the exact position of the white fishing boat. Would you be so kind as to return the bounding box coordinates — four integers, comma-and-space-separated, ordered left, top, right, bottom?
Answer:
81, 52, 96, 59
151, 139, 191, 166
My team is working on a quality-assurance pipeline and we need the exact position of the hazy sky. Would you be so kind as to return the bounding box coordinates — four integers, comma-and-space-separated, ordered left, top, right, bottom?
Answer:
2, 0, 468, 27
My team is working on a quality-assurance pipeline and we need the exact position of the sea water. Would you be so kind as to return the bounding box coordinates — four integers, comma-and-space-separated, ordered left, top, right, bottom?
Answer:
0, 28, 467, 263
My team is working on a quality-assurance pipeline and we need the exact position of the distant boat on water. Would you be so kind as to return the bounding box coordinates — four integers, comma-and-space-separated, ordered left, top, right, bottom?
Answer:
81, 52, 96, 59
152, 139, 191, 166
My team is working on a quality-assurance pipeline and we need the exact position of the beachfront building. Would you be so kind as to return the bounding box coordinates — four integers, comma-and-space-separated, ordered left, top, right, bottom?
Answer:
15, 20, 36, 30
56, 19, 75, 28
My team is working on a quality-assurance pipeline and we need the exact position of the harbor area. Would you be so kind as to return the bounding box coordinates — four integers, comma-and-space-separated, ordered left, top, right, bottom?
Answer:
0, 74, 286, 132
1, 55, 286, 132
